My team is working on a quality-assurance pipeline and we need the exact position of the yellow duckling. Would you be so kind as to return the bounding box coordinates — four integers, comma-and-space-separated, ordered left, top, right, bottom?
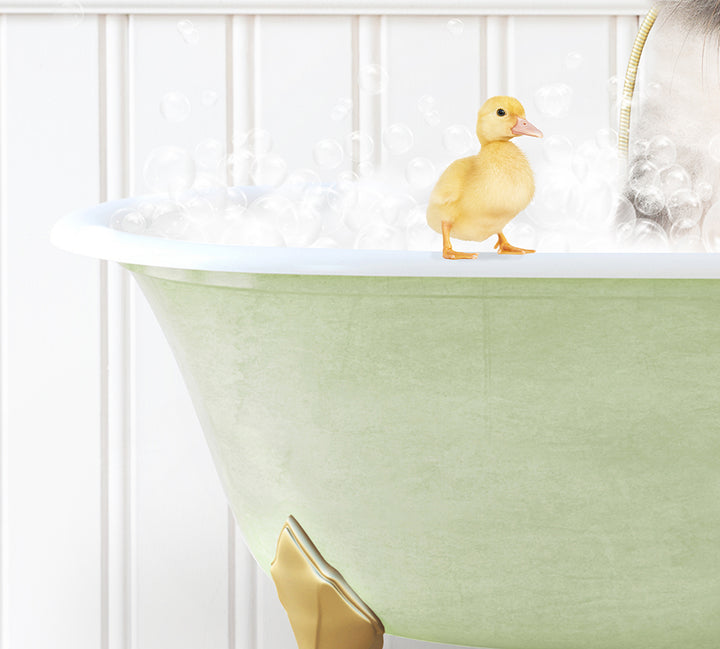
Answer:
426, 96, 543, 259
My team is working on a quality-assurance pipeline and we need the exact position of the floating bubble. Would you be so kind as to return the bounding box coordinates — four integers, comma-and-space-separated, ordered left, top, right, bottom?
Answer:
696, 181, 713, 202
628, 160, 659, 193
372, 193, 417, 227
183, 195, 215, 225
226, 150, 254, 184
383, 124, 414, 155
446, 18, 464, 35
281, 169, 322, 200
634, 185, 665, 217
359, 64, 388, 95
177, 19, 200, 45
201, 90, 219, 107
423, 110, 441, 127
346, 132, 374, 163
534, 83, 573, 118
418, 95, 436, 114
251, 155, 288, 186
543, 135, 573, 165
194, 138, 225, 170
143, 146, 196, 196
647, 135, 676, 168
565, 51, 584, 70
702, 201, 720, 251
55, 1, 84, 28
111, 208, 146, 234
670, 219, 702, 250
442, 125, 474, 156
331, 98, 352, 121
660, 164, 691, 196
313, 139, 344, 169
631, 218, 669, 251
136, 201, 159, 223
614, 195, 636, 228
632, 139, 649, 159
405, 157, 436, 189
667, 188, 702, 225
225, 187, 249, 212
147, 203, 190, 239
245, 128, 274, 156
160, 91, 191, 123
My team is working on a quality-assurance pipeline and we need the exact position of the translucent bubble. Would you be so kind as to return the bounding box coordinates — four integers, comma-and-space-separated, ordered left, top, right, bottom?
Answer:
634, 186, 665, 217
658, 164, 690, 197
358, 161, 375, 178
143, 146, 196, 196
223, 215, 285, 247
536, 171, 579, 227
227, 150, 254, 184
111, 208, 146, 234
336, 170, 359, 192
614, 195, 636, 229
442, 125, 474, 156
201, 90, 219, 107
534, 83, 573, 118
564, 51, 583, 70
245, 128, 274, 156
423, 110, 441, 127
670, 219, 702, 250
576, 179, 614, 230
177, 19, 199, 45
596, 128, 618, 150
194, 138, 225, 170
226, 186, 249, 212
383, 124, 414, 155
418, 95, 436, 114
696, 181, 713, 202
372, 194, 417, 227
355, 222, 405, 250
628, 160, 659, 193
346, 132, 374, 163
281, 169, 322, 199
405, 157, 437, 189
147, 203, 190, 239
55, 1, 84, 27
331, 98, 352, 121
183, 195, 216, 224
193, 172, 226, 198
446, 18, 464, 35
251, 155, 287, 186
667, 188, 702, 225
160, 91, 191, 123
543, 135, 573, 165
359, 64, 388, 95
136, 201, 159, 223
647, 135, 676, 168
632, 139, 649, 159
313, 139, 344, 169
607, 76, 620, 101
631, 218, 669, 251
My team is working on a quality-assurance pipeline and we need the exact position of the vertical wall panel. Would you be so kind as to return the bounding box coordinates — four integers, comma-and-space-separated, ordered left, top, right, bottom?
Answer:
257, 15, 352, 181
130, 14, 231, 649
4, 14, 102, 649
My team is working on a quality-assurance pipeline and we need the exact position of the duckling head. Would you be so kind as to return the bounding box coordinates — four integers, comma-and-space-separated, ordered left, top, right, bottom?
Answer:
476, 96, 543, 145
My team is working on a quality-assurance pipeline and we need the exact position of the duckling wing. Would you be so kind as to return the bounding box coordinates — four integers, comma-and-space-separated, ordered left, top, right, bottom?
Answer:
426, 157, 474, 233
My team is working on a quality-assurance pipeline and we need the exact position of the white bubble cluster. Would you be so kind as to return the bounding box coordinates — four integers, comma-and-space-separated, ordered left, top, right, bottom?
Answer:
534, 83, 573, 118
160, 91, 191, 123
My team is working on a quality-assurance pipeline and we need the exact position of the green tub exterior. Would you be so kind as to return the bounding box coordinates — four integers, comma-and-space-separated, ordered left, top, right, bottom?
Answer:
129, 264, 720, 649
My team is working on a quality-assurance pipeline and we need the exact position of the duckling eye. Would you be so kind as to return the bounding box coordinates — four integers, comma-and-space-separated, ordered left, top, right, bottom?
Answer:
496, 108, 506, 117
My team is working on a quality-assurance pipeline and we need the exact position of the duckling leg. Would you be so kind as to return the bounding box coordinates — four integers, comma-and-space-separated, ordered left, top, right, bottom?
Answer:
494, 232, 535, 255
442, 221, 478, 260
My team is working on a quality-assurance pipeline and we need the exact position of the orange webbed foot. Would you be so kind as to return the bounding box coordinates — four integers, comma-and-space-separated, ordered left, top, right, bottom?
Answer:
494, 232, 535, 255
443, 247, 478, 260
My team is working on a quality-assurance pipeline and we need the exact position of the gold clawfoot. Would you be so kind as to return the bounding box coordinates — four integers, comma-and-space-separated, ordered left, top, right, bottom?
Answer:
270, 516, 385, 649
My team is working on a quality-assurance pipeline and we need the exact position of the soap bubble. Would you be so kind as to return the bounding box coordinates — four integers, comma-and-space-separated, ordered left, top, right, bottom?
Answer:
346, 132, 374, 162
251, 155, 287, 186
543, 135, 573, 164
565, 51, 584, 70
143, 146, 196, 196
670, 219, 702, 251
647, 135, 676, 168
55, 1, 84, 27
227, 150, 253, 184
331, 98, 352, 121
405, 157, 436, 189
313, 139, 344, 169
177, 19, 199, 44
201, 90, 219, 107
595, 128, 618, 150
355, 222, 405, 250
281, 169, 322, 200
607, 76, 620, 102
245, 128, 274, 156
357, 161, 375, 178
628, 160, 659, 193
634, 186, 665, 217
359, 64, 388, 95
446, 18, 464, 35
226, 186, 249, 212
534, 83, 573, 118
136, 201, 159, 223
418, 95, 436, 114
147, 203, 190, 238
666, 188, 702, 225
223, 214, 285, 247
382, 124, 414, 155
194, 138, 225, 170
423, 110, 441, 127
632, 139, 649, 159
442, 125, 474, 156
371, 193, 417, 227
695, 181, 713, 202
576, 179, 614, 230
631, 218, 669, 251
111, 208, 146, 234
183, 195, 215, 224
660, 164, 691, 195
160, 91, 191, 123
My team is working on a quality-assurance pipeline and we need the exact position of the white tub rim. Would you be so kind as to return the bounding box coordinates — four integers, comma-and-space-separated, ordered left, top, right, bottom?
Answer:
51, 195, 720, 279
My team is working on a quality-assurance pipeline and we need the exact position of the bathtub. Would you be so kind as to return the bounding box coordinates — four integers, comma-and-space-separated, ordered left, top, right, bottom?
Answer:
53, 194, 720, 649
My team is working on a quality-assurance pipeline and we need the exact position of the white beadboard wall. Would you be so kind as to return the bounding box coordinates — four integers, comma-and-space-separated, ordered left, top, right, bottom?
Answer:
0, 3, 645, 649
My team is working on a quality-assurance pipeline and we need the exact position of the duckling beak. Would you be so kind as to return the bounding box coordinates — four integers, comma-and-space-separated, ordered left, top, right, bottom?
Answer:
511, 118, 543, 138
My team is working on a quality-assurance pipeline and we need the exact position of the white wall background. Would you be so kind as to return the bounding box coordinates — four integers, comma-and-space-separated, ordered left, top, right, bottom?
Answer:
0, 2, 647, 648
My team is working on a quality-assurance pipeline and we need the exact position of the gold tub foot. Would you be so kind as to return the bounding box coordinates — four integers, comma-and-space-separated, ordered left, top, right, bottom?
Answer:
270, 516, 385, 649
